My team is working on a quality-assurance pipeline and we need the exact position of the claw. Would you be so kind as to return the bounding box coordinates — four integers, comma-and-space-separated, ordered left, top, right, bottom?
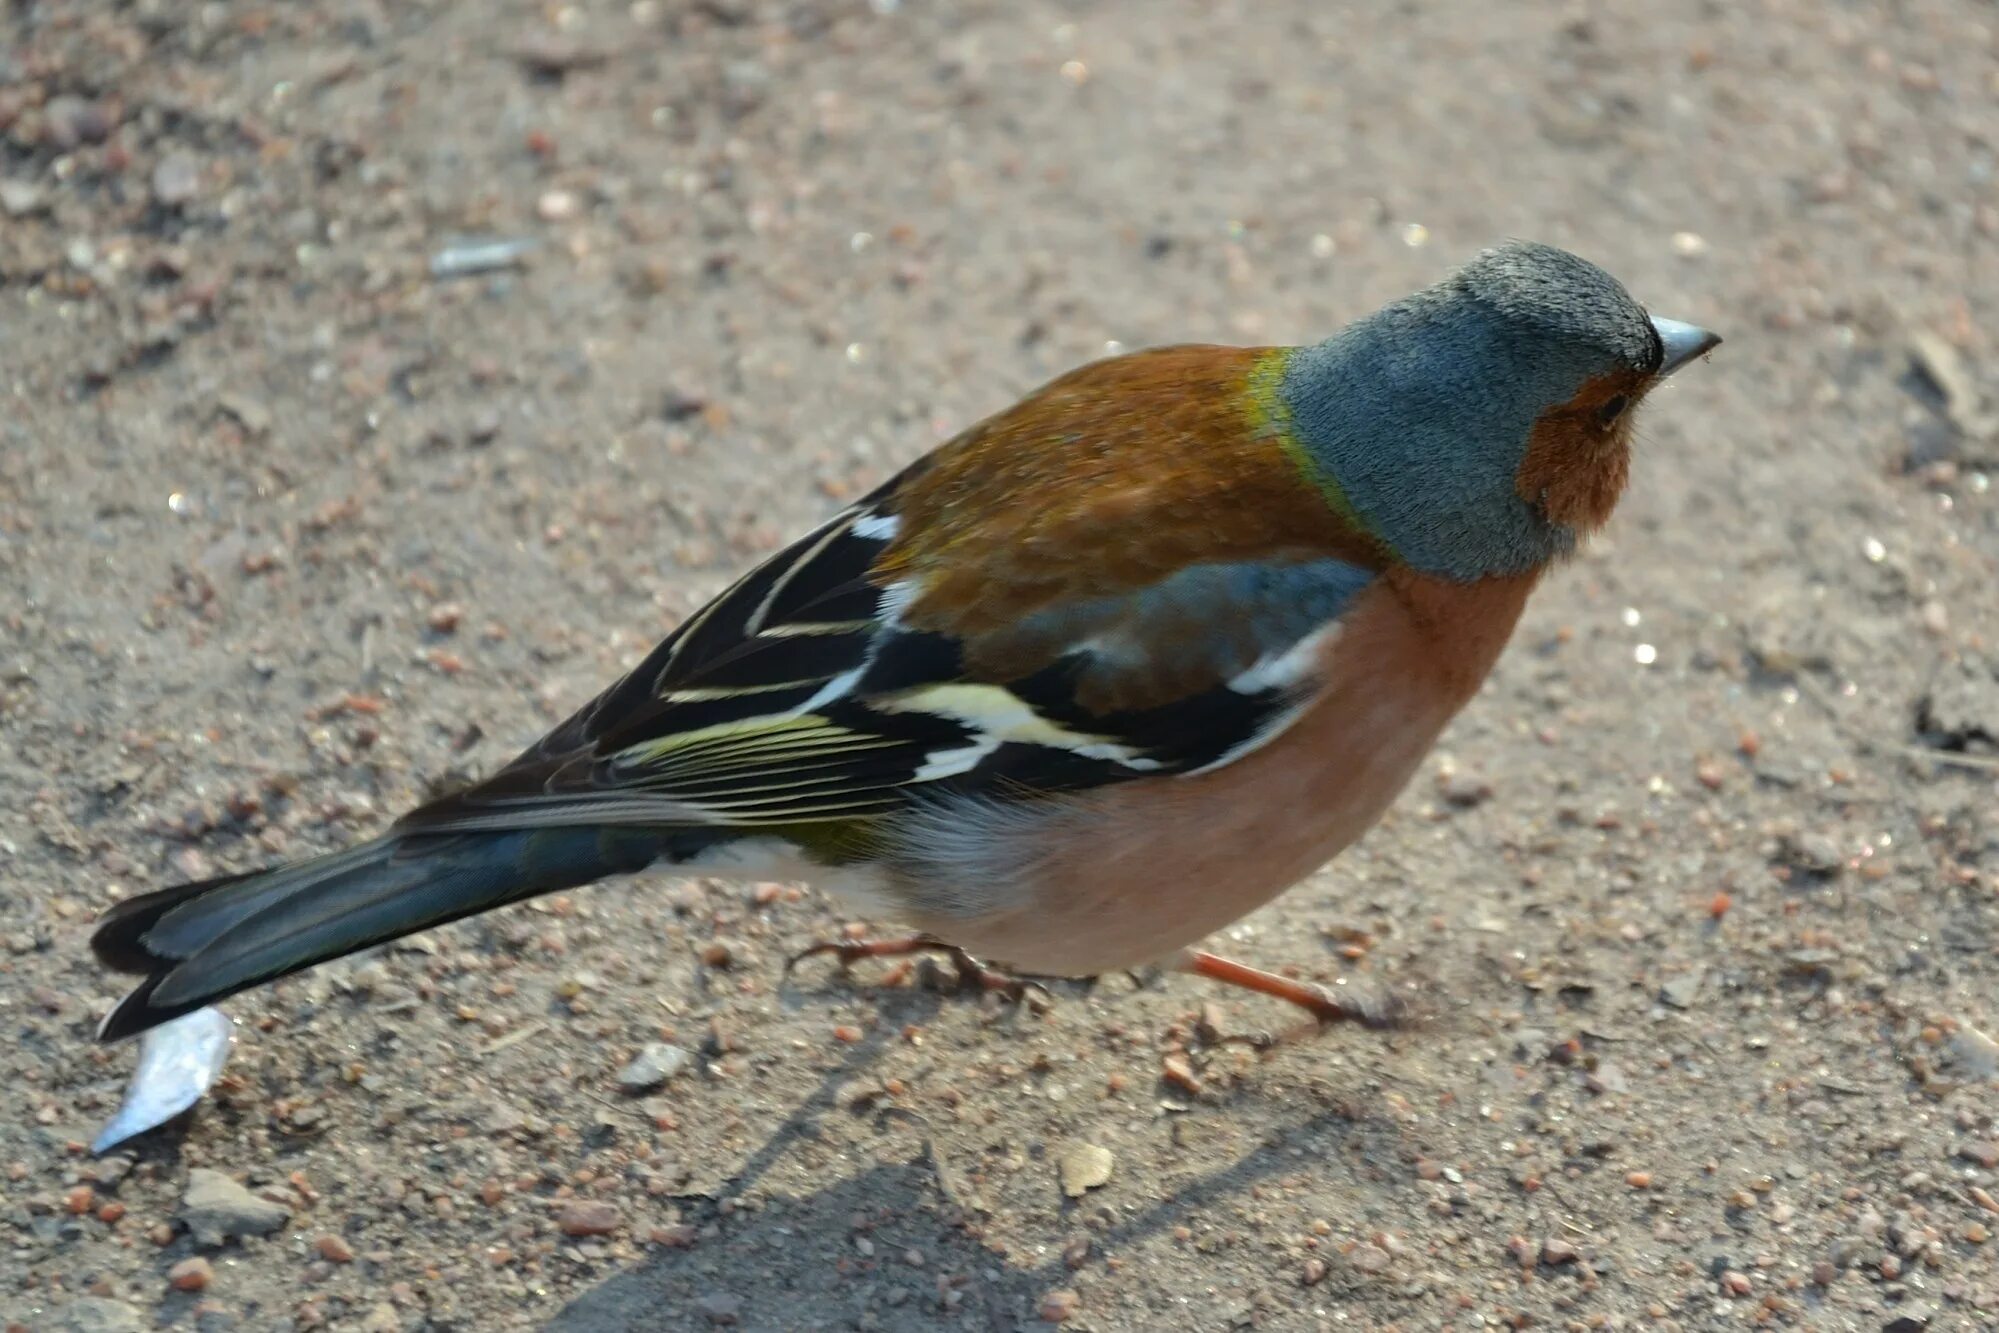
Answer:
783, 938, 879, 977
784, 933, 1049, 1011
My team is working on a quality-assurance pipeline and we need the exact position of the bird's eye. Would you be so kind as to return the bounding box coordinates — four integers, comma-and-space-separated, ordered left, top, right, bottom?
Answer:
1596, 394, 1630, 426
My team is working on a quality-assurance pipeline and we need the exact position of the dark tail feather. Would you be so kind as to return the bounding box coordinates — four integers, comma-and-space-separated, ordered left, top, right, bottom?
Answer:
92, 827, 666, 1042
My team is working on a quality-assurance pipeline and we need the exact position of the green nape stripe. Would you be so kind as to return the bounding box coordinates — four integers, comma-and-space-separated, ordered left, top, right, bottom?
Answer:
1244, 348, 1377, 539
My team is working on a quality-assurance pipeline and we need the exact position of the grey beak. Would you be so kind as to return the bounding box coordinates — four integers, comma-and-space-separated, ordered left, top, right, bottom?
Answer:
1652, 315, 1721, 377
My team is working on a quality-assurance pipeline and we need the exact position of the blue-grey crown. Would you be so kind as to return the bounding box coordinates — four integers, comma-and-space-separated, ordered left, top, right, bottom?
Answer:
1279, 243, 1651, 580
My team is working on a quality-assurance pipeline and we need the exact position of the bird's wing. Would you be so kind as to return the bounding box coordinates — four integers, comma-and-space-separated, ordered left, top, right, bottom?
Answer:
396, 345, 1385, 840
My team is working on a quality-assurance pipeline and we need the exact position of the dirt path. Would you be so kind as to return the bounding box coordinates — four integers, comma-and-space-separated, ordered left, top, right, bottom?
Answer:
4, 2, 1996, 1329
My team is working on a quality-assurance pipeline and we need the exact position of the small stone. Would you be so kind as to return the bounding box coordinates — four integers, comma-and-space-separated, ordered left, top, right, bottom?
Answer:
1507, 1235, 1537, 1268
1783, 831, 1844, 875
511, 37, 610, 77
1586, 1062, 1630, 1095
1659, 973, 1702, 1009
1948, 1025, 1999, 1080
1301, 1257, 1328, 1285
1059, 1143, 1114, 1198
536, 189, 580, 221
93, 1156, 136, 1187
1349, 1242, 1391, 1273
1719, 1269, 1752, 1296
1438, 767, 1492, 807
1161, 1054, 1202, 1095
555, 1201, 619, 1236
315, 1234, 354, 1263
699, 941, 734, 968
616, 1043, 692, 1093
43, 95, 112, 149
43, 1297, 146, 1333
1958, 1141, 1999, 1169
180, 1168, 290, 1246
168, 1256, 214, 1292
692, 1293, 742, 1325
358, 1304, 400, 1333
0, 178, 45, 217
151, 152, 201, 207
1542, 1237, 1581, 1265
1037, 1289, 1080, 1323
217, 394, 272, 439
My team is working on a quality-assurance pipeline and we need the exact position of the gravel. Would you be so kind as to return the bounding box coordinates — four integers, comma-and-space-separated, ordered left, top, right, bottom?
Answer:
4, 1, 1997, 1330
178, 1169, 291, 1246
614, 1042, 692, 1093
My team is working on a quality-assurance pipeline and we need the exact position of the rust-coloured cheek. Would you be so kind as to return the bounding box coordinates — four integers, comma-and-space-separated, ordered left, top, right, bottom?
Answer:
1514, 371, 1645, 534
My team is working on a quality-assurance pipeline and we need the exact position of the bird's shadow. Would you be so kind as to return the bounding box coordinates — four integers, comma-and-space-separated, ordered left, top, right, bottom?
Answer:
549, 976, 1374, 1332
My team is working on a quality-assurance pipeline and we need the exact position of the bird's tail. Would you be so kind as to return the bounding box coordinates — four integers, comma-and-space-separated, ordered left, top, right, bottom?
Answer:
91, 827, 666, 1042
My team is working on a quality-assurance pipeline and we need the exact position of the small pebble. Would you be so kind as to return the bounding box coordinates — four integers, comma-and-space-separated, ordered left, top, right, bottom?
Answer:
152, 152, 201, 207
0, 178, 47, 217
616, 1043, 692, 1093
168, 1257, 214, 1292
1059, 1143, 1115, 1198
315, 1234, 354, 1263
1301, 1256, 1328, 1285
1161, 1054, 1202, 1094
1438, 767, 1492, 807
1950, 1025, 1999, 1080
555, 1201, 620, 1237
1037, 1289, 1080, 1323
1586, 1062, 1630, 1095
179, 1169, 290, 1246
693, 1293, 742, 1326
1349, 1242, 1390, 1273
1719, 1269, 1752, 1296
43, 94, 112, 149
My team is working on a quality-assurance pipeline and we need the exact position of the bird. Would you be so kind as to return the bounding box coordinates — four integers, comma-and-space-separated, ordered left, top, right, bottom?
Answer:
92, 240, 1719, 1043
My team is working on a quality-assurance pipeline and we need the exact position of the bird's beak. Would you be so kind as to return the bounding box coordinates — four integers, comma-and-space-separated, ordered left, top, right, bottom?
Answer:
1651, 315, 1722, 377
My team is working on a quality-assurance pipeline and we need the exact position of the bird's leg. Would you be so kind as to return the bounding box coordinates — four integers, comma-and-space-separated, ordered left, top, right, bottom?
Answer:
1175, 950, 1398, 1031
785, 933, 1049, 1007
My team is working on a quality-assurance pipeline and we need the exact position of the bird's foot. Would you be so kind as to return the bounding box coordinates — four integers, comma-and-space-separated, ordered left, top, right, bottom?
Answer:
785, 933, 1050, 1010
1177, 950, 1399, 1041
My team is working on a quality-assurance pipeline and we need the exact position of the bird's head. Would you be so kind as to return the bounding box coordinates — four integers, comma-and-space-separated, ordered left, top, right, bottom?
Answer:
1278, 240, 1719, 580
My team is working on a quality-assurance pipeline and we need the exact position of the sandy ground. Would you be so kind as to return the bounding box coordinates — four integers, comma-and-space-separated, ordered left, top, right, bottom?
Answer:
4, 1, 1999, 1329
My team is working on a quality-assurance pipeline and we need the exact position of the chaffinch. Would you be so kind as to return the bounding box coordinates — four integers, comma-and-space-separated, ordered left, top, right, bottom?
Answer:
94, 241, 1718, 1042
